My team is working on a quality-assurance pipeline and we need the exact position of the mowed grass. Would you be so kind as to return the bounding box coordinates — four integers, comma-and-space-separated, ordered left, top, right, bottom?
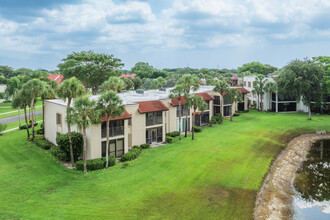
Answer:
0, 110, 329, 219
0, 98, 42, 115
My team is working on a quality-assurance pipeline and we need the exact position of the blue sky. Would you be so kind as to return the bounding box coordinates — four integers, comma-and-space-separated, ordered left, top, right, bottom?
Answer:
1, 0, 330, 71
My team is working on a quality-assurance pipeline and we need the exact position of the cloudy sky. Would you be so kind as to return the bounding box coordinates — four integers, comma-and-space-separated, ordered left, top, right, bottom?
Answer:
1, 0, 330, 70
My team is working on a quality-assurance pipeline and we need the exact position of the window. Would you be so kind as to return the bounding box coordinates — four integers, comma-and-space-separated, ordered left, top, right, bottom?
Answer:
102, 138, 124, 158
146, 111, 163, 126
128, 119, 131, 125
101, 120, 124, 138
176, 105, 190, 117
146, 127, 163, 144
223, 95, 231, 105
214, 96, 220, 105
205, 101, 210, 110
56, 113, 62, 125
248, 82, 251, 88
244, 81, 246, 87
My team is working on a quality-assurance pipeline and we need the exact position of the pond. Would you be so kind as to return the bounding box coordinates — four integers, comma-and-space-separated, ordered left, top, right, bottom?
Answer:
293, 139, 330, 219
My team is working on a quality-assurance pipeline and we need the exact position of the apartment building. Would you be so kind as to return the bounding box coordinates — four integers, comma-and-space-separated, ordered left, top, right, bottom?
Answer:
243, 76, 330, 113
44, 86, 249, 160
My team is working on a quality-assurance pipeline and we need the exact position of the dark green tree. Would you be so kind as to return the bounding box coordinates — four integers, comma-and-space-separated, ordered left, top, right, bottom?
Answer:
58, 51, 123, 95
276, 59, 324, 120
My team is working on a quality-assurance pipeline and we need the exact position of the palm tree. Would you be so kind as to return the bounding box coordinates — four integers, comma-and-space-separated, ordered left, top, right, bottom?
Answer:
41, 82, 57, 126
96, 91, 124, 168
11, 89, 32, 139
5, 77, 21, 128
213, 80, 228, 116
178, 74, 200, 137
254, 75, 265, 111
188, 95, 207, 140
68, 96, 99, 174
226, 88, 243, 122
264, 81, 277, 111
22, 79, 50, 140
169, 85, 185, 141
100, 76, 126, 93
57, 77, 86, 168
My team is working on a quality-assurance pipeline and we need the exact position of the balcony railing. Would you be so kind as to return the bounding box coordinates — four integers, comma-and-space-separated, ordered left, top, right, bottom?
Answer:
101, 126, 124, 138
146, 117, 162, 126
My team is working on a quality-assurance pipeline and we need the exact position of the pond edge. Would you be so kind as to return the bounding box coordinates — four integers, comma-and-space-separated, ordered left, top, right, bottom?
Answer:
254, 133, 330, 220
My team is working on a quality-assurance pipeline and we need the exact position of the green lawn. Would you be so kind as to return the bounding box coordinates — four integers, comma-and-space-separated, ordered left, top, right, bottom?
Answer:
4, 115, 43, 130
0, 98, 42, 115
0, 110, 329, 219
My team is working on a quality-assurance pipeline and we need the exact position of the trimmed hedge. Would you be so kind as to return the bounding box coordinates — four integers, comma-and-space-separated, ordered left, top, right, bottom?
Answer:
233, 113, 240, 117
56, 132, 83, 162
36, 128, 44, 134
193, 126, 202, 132
166, 136, 174, 143
50, 146, 67, 161
20, 123, 38, 130
34, 138, 52, 150
140, 143, 150, 149
121, 148, 141, 162
166, 131, 180, 137
76, 156, 116, 171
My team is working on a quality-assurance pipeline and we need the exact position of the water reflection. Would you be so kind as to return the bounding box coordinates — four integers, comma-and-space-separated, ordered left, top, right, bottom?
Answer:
293, 139, 330, 219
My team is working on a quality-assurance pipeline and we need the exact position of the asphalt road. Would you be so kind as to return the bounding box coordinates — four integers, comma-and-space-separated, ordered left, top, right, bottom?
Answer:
0, 110, 43, 124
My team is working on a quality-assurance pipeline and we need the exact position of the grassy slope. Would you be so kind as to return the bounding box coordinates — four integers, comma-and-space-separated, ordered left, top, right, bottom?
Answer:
0, 110, 329, 219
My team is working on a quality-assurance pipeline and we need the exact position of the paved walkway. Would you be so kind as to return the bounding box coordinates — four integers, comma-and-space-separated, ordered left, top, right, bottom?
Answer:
0, 105, 42, 116
0, 110, 42, 124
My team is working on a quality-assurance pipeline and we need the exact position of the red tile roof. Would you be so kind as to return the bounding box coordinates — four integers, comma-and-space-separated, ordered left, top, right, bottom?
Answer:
101, 110, 132, 122
171, 96, 187, 107
137, 100, 169, 113
48, 74, 64, 83
195, 93, 214, 101
236, 87, 250, 94
192, 111, 201, 115
121, 74, 136, 79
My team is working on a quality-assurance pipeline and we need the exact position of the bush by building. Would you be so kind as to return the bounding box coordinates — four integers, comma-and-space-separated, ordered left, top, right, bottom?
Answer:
56, 132, 83, 162
121, 148, 141, 162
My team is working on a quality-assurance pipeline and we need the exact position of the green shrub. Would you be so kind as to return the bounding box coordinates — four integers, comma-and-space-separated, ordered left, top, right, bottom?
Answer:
56, 132, 83, 162
34, 138, 52, 150
214, 114, 223, 124
233, 113, 240, 117
121, 148, 141, 162
132, 145, 141, 149
104, 156, 116, 167
50, 146, 67, 161
20, 123, 38, 130
36, 128, 44, 134
166, 131, 180, 137
209, 117, 217, 126
76, 156, 116, 171
166, 136, 174, 143
243, 110, 249, 113
76, 158, 104, 171
0, 123, 7, 134
140, 143, 150, 149
193, 126, 202, 132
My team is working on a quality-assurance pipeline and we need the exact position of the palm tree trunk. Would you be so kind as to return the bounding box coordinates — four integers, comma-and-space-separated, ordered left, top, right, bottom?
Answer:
24, 107, 30, 139
308, 104, 312, 120
106, 118, 110, 168
230, 104, 233, 122
42, 99, 45, 126
269, 92, 272, 111
185, 108, 188, 137
18, 107, 21, 129
83, 125, 87, 175
261, 95, 263, 111
257, 95, 260, 111
30, 98, 35, 140
67, 99, 75, 168
192, 109, 195, 140
178, 100, 181, 141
